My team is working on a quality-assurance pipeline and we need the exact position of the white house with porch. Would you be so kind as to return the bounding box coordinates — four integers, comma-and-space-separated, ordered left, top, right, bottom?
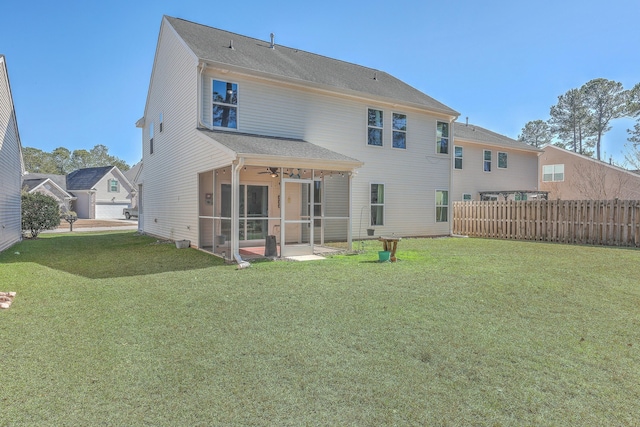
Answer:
137, 16, 459, 261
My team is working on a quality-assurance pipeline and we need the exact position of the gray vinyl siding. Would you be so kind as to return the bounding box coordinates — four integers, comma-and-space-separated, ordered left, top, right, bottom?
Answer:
73, 192, 92, 219
201, 71, 452, 237
145, 17, 456, 244
94, 171, 132, 204
0, 57, 22, 252
452, 141, 539, 201
142, 20, 233, 245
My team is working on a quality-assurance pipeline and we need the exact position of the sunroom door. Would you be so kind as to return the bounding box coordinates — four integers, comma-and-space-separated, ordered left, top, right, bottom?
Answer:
240, 184, 269, 243
281, 179, 313, 256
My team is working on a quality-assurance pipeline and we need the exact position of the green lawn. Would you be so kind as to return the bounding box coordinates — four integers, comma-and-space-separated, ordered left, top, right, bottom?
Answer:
1, 232, 639, 426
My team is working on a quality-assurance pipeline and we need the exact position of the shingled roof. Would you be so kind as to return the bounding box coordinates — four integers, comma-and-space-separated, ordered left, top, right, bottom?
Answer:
22, 173, 67, 190
66, 166, 114, 191
165, 16, 459, 117
454, 123, 542, 152
198, 128, 362, 166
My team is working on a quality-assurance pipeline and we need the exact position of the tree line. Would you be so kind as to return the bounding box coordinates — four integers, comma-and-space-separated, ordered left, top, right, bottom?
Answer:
23, 144, 130, 175
518, 78, 640, 164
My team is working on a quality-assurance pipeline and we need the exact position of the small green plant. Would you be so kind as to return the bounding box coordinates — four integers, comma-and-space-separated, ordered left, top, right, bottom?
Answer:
21, 191, 60, 238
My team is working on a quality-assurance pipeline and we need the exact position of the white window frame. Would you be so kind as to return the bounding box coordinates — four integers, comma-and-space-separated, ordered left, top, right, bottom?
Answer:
367, 108, 384, 147
370, 183, 385, 226
108, 179, 119, 193
149, 121, 154, 155
392, 112, 407, 149
212, 79, 238, 129
436, 121, 449, 154
543, 164, 564, 182
483, 150, 492, 172
454, 146, 463, 169
159, 112, 164, 133
435, 189, 449, 222
498, 151, 508, 169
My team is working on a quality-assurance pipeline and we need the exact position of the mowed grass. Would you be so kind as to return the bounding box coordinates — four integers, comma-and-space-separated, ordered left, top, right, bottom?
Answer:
1, 232, 639, 426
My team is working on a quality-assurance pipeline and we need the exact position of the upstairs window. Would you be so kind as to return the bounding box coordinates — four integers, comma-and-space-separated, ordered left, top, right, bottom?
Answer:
454, 146, 463, 169
212, 80, 238, 129
498, 152, 508, 169
370, 183, 385, 226
367, 109, 383, 146
108, 179, 119, 192
392, 113, 407, 149
436, 121, 449, 154
483, 150, 492, 172
159, 112, 164, 132
543, 164, 564, 182
149, 122, 154, 155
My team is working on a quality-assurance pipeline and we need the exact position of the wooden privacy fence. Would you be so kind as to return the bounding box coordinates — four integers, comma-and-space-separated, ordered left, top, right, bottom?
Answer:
453, 200, 640, 247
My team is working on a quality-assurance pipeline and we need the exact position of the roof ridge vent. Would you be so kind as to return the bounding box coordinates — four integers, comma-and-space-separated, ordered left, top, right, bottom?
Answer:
270, 33, 275, 49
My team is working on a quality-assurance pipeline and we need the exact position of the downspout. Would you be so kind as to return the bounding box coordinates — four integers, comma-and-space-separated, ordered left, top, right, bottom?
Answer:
197, 62, 213, 130
449, 119, 455, 236
232, 158, 249, 267
348, 172, 354, 250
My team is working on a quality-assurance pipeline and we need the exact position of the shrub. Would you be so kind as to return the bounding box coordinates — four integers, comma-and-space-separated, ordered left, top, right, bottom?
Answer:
21, 192, 60, 238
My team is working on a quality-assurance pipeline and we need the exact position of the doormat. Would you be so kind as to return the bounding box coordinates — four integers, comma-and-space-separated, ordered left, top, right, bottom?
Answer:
0, 292, 16, 309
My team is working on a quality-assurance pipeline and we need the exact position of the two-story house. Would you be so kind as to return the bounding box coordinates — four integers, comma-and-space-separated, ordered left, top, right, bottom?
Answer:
137, 16, 460, 260
452, 122, 543, 201
0, 55, 24, 252
66, 166, 135, 219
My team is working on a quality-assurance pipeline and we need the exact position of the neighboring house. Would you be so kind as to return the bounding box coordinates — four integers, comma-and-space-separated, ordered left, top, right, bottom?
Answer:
66, 166, 135, 219
0, 55, 24, 252
137, 16, 460, 260
452, 122, 543, 201
22, 173, 75, 213
123, 161, 142, 209
539, 144, 640, 200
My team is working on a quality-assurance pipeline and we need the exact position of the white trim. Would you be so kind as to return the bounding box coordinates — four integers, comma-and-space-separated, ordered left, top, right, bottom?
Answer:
483, 149, 492, 173
498, 151, 508, 169
435, 189, 449, 223
199, 60, 458, 121
369, 182, 385, 227
436, 120, 450, 155
542, 163, 564, 182
391, 111, 407, 150
149, 121, 154, 154
366, 107, 384, 148
454, 145, 463, 170
211, 78, 239, 130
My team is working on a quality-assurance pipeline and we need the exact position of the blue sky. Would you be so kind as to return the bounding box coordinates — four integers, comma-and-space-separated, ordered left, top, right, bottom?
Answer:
2, 0, 638, 167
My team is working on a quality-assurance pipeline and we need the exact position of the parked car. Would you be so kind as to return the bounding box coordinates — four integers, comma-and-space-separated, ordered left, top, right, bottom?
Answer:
123, 207, 138, 219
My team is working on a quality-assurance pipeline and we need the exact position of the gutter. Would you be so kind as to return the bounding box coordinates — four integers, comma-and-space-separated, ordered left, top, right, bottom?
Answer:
231, 158, 250, 268
197, 62, 214, 131
449, 119, 455, 236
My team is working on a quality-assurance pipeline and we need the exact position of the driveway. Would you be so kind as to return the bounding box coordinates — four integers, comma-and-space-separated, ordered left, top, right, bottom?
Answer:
48, 219, 139, 233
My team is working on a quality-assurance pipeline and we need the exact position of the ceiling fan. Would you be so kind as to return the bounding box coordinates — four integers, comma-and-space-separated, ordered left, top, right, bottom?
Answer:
258, 167, 279, 177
